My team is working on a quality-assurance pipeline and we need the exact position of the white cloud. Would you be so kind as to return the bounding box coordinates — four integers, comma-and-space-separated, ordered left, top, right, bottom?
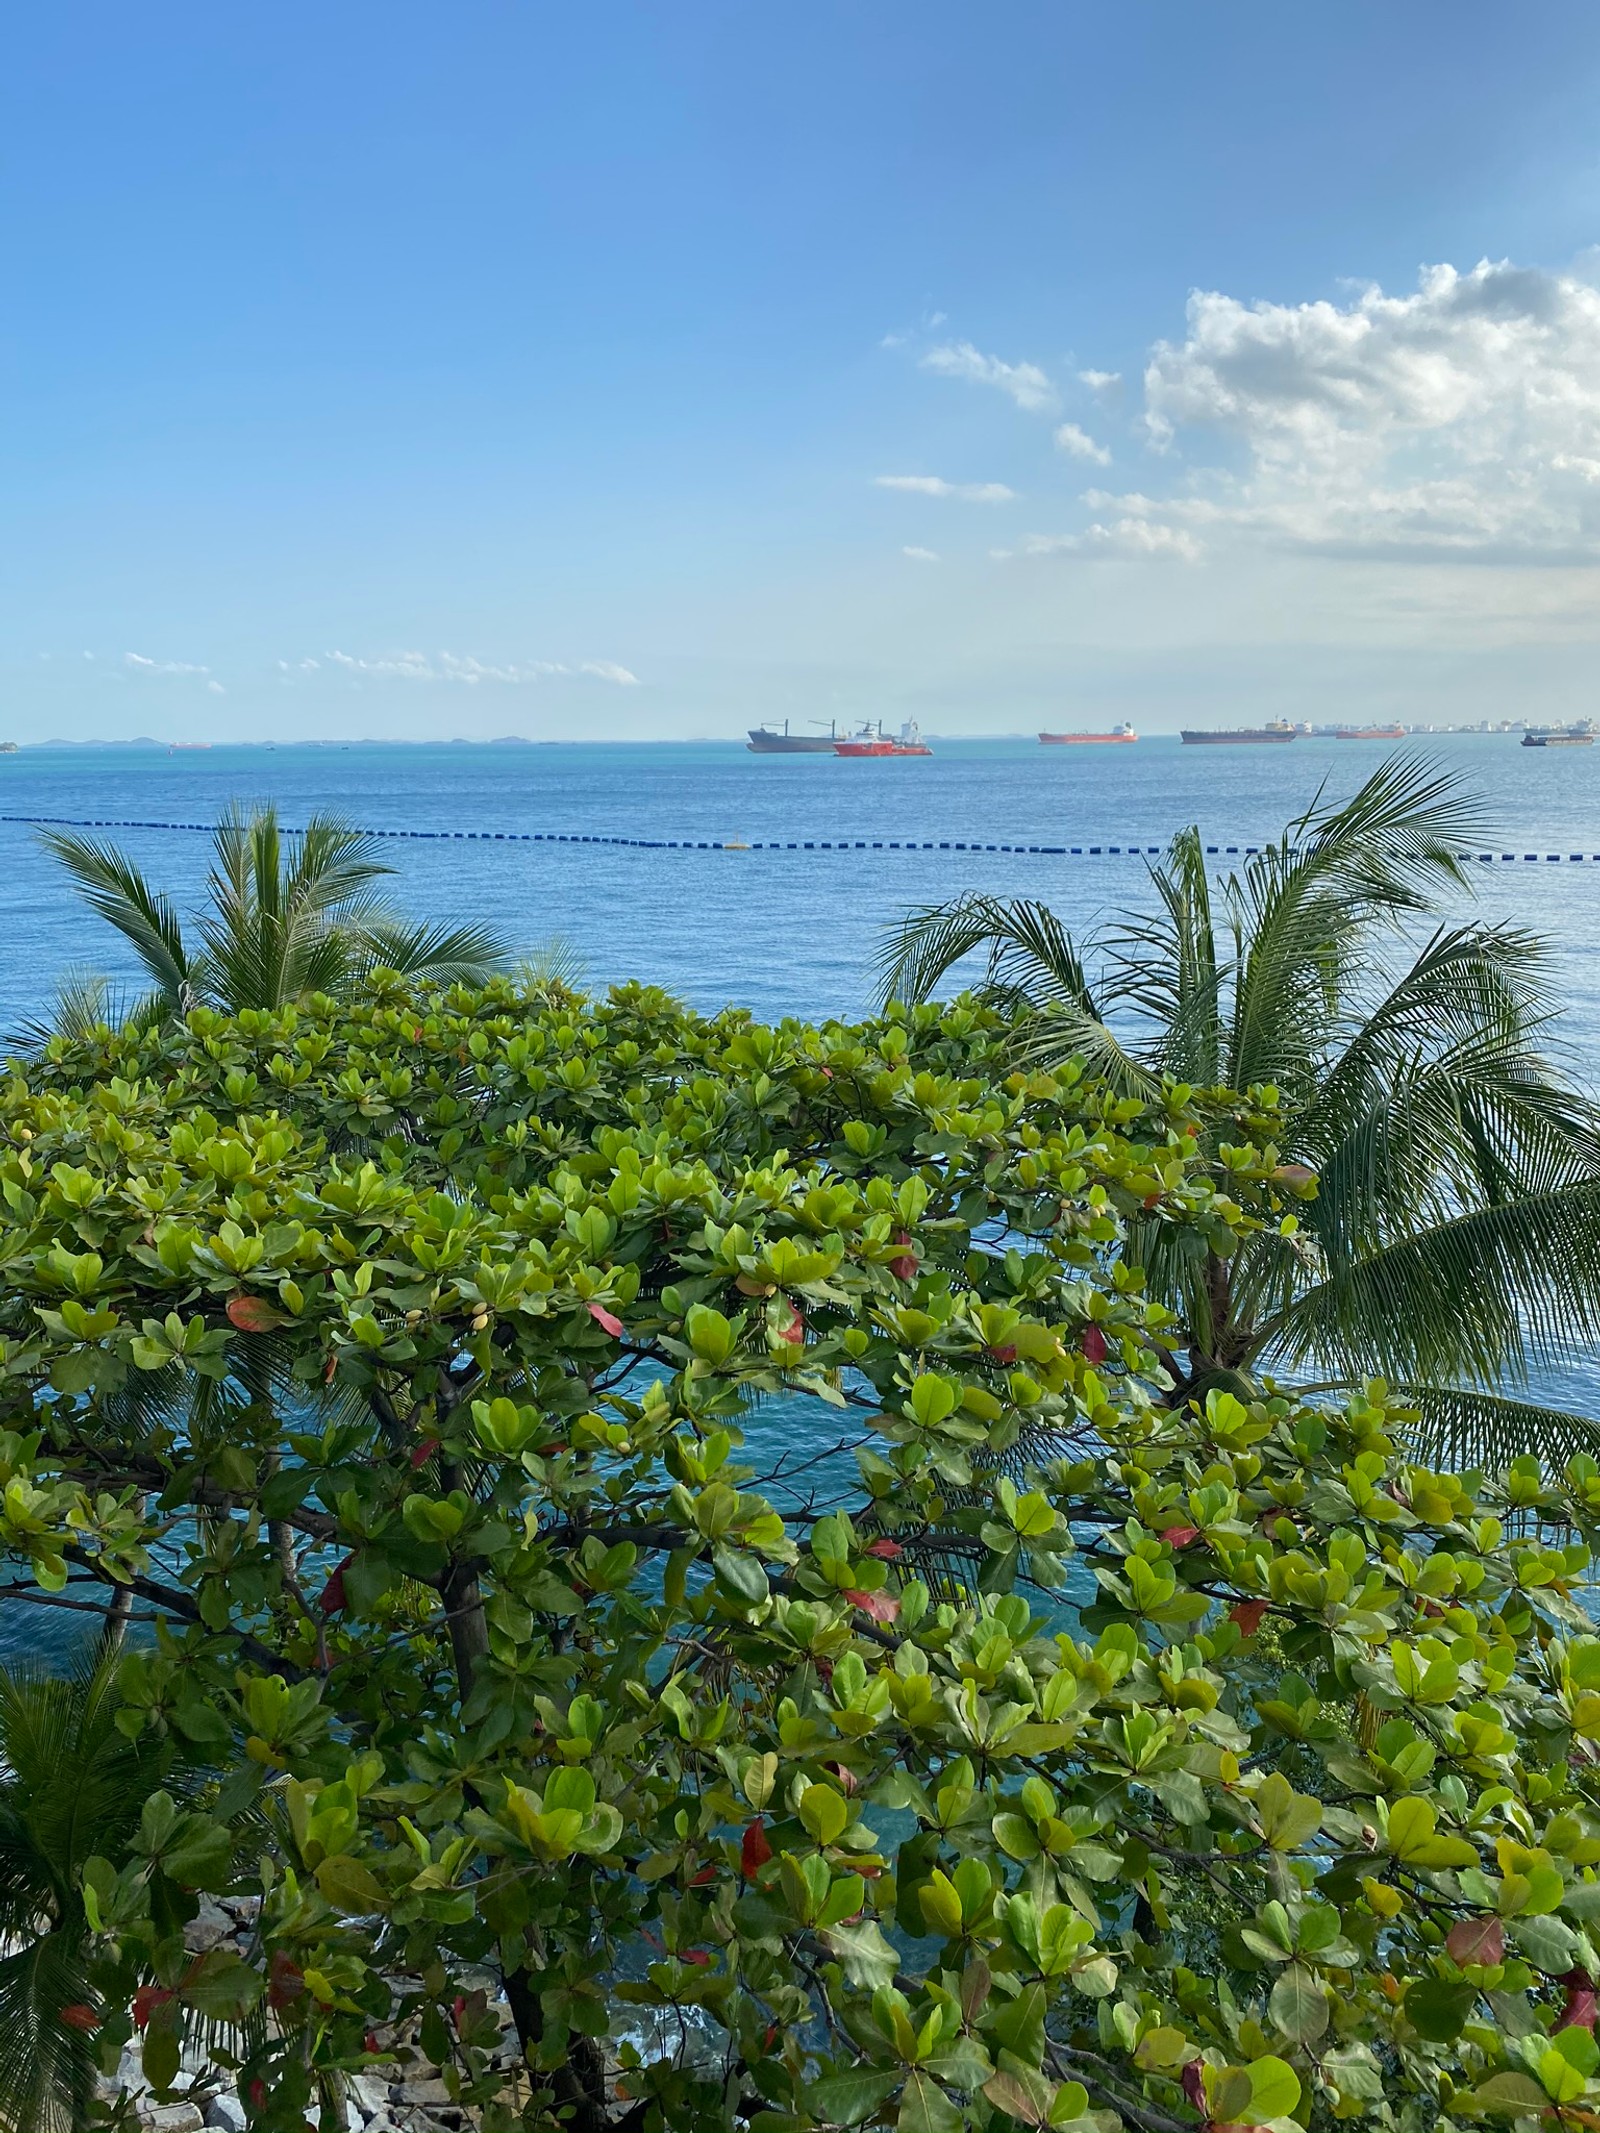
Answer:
1054, 422, 1111, 465
1078, 368, 1122, 395
207, 680, 226, 695
125, 652, 211, 676
920, 341, 1057, 413
998, 519, 1202, 563
902, 545, 941, 563
874, 474, 1016, 503
1117, 258, 1600, 559
325, 649, 638, 685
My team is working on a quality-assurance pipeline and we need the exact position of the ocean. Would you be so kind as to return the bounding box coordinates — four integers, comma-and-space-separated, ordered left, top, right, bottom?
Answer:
6, 733, 1600, 1032
2, 733, 1597, 1652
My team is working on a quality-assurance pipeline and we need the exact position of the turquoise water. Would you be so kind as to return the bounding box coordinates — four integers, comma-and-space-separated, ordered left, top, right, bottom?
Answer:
4, 734, 1598, 1656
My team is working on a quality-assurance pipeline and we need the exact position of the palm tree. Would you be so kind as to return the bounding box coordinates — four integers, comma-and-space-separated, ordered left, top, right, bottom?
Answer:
0, 1658, 173, 2130
879, 756, 1600, 1462
34, 804, 510, 1028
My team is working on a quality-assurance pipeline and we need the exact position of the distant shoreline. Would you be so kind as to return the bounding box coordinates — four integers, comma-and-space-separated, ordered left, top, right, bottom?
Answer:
0, 728, 1527, 752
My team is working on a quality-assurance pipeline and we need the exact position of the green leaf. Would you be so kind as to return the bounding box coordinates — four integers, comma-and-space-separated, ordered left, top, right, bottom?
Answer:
1268, 1964, 1329, 2043
807, 2068, 900, 2127
316, 1854, 387, 1914
897, 2070, 961, 2133
1245, 2056, 1301, 2120
1405, 1977, 1477, 2042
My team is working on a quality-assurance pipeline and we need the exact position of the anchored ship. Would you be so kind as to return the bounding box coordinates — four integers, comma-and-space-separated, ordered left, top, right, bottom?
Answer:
834, 720, 931, 758
1039, 724, 1137, 744
1335, 725, 1405, 740
746, 720, 844, 754
1522, 721, 1596, 748
1180, 721, 1297, 745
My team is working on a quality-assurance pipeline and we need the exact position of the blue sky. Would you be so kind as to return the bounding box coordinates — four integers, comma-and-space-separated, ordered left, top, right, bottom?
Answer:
10, 1, 1600, 740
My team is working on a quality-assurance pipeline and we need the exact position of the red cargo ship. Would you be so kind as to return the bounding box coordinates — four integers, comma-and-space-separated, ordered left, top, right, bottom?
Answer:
834, 720, 932, 757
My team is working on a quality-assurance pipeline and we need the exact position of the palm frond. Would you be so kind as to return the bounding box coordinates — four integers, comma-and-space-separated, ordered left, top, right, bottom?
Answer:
1268, 1179, 1600, 1386
1399, 1382, 1600, 1472
0, 1932, 100, 2130
35, 832, 196, 1011
356, 917, 512, 987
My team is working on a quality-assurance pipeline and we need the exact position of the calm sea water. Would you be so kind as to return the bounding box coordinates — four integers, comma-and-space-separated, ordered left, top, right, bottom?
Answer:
3, 735, 1597, 1653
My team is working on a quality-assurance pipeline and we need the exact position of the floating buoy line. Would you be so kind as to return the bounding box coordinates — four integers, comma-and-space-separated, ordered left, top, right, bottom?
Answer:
3, 813, 1599, 865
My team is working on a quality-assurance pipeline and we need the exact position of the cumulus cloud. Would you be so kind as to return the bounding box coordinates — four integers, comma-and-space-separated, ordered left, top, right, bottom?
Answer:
125, 652, 210, 676
1054, 422, 1111, 465
1112, 258, 1600, 559
998, 519, 1201, 563
1078, 368, 1122, 395
920, 341, 1057, 413
902, 545, 941, 563
874, 474, 1016, 503
325, 649, 638, 685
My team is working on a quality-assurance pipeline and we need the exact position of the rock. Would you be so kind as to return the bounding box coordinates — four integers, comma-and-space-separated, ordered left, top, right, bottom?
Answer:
349, 2073, 392, 2113
394, 2078, 453, 2106
203, 2100, 247, 2132
141, 2108, 204, 2133
184, 1898, 235, 1954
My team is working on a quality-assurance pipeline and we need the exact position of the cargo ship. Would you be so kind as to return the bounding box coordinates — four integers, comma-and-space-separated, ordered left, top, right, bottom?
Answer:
1039, 724, 1137, 744
1180, 722, 1297, 745
747, 720, 844, 754
1522, 721, 1595, 748
1336, 724, 1405, 740
834, 720, 931, 758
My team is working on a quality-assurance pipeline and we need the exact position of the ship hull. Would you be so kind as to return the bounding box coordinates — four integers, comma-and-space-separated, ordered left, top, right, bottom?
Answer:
747, 732, 837, 754
1336, 727, 1404, 740
1522, 734, 1594, 747
1180, 729, 1296, 745
833, 743, 931, 757
1039, 732, 1136, 744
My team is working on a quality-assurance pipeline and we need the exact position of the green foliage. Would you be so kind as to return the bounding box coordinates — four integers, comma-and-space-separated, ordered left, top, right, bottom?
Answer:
0, 981, 1594, 2129
877, 755, 1600, 1461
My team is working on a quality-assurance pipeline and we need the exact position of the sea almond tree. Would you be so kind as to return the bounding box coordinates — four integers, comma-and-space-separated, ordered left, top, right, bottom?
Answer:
0, 983, 1591, 2131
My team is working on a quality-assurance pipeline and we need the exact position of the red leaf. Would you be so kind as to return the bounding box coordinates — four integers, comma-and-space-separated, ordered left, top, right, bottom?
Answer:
132, 1986, 173, 2031
58, 2003, 99, 2032
267, 1951, 305, 2010
586, 1302, 624, 1337
1446, 1916, 1505, 1967
741, 1821, 773, 1878
680, 1948, 712, 1968
1162, 1525, 1200, 1549
409, 1437, 438, 1470
364, 2030, 380, 2055
227, 1293, 288, 1334
453, 1996, 467, 2026
690, 1865, 716, 1886
889, 1230, 919, 1281
1229, 1598, 1269, 1636
323, 1356, 338, 1386
864, 1537, 903, 1560
826, 1762, 860, 1793
249, 2081, 268, 2111
987, 1343, 1018, 1364
1081, 1323, 1109, 1365
776, 1304, 805, 1346
844, 1588, 901, 1626
1561, 1967, 1598, 2031
1180, 2061, 1206, 2112
318, 1557, 353, 1615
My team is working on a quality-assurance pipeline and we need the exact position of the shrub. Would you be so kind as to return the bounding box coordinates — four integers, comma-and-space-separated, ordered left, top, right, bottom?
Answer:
0, 983, 1593, 2132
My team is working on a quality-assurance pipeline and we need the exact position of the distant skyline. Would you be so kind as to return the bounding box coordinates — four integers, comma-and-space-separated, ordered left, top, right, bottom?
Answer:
11, 3, 1600, 741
